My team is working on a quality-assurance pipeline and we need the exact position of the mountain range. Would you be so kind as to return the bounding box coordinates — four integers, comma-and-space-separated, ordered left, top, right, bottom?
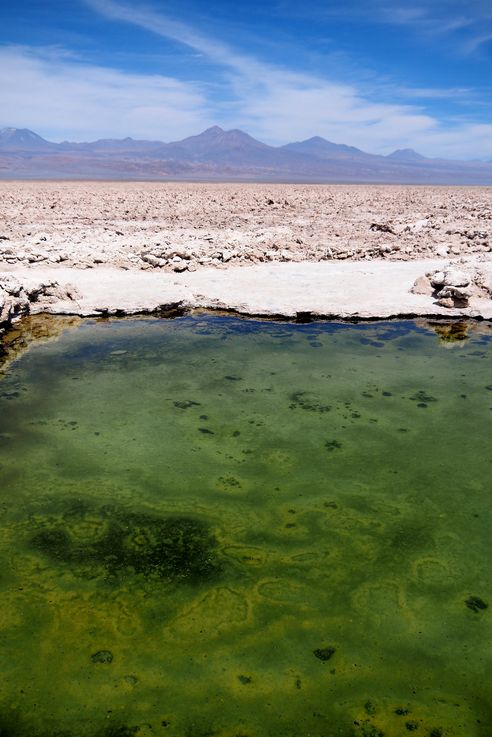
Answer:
1, 126, 491, 184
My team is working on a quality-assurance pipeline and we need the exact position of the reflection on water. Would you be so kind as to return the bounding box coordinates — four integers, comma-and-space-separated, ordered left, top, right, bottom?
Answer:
0, 316, 491, 737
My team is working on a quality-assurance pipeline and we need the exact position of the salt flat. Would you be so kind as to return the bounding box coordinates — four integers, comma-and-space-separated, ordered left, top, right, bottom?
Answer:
0, 182, 491, 328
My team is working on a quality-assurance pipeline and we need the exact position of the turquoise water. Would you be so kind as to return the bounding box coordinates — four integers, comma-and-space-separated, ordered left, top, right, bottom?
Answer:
0, 316, 491, 737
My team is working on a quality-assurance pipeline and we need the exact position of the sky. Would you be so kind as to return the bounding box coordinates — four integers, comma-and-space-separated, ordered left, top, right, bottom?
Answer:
0, 0, 491, 158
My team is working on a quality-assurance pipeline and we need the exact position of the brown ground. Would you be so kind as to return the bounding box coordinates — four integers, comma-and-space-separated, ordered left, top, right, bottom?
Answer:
0, 182, 490, 271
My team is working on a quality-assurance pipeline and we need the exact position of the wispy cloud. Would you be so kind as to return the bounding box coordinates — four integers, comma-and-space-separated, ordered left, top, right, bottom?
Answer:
85, 0, 266, 79
84, 0, 438, 143
462, 31, 492, 53
0, 44, 213, 141
319, 0, 492, 56
81, 0, 492, 158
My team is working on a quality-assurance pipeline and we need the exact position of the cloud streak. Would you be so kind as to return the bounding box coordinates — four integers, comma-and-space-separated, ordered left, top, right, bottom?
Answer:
0, 44, 213, 141
321, 0, 492, 55
85, 0, 266, 79
82, 0, 492, 158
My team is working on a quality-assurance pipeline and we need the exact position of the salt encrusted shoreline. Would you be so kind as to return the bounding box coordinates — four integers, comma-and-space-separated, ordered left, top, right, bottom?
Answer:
0, 183, 491, 338
0, 260, 491, 332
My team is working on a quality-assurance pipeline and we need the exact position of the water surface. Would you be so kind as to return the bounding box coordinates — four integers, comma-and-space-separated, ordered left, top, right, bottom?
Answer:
0, 316, 491, 737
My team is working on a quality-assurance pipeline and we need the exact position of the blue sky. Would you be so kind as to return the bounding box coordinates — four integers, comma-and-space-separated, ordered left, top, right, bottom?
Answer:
0, 0, 491, 157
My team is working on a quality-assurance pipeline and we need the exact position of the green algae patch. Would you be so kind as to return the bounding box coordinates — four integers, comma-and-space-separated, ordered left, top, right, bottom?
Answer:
0, 316, 491, 737
29, 503, 220, 585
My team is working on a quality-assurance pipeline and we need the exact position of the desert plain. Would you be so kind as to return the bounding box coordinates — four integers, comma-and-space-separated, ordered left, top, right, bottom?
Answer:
0, 181, 491, 335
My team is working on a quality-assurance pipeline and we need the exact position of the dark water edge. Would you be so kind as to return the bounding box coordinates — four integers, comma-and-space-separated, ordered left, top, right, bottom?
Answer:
0, 314, 491, 737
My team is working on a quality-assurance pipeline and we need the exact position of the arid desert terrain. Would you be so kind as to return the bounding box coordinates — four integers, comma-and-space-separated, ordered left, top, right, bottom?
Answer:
1, 182, 491, 268
1, 182, 491, 332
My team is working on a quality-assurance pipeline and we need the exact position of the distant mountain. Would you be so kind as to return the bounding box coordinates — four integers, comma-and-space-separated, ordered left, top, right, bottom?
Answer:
387, 148, 427, 161
281, 136, 372, 159
151, 126, 276, 165
0, 127, 57, 151
0, 126, 491, 184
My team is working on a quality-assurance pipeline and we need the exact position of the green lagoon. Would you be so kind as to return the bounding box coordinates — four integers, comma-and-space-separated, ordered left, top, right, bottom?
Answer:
0, 315, 491, 737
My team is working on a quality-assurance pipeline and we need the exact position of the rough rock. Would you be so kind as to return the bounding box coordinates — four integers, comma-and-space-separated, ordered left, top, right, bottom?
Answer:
436, 285, 473, 301
474, 267, 492, 298
27, 281, 81, 304
370, 222, 395, 234
411, 275, 433, 296
441, 269, 470, 287
0, 276, 29, 329
430, 267, 471, 288
430, 270, 446, 286
436, 297, 456, 309
435, 246, 449, 258
426, 266, 475, 308
0, 277, 81, 335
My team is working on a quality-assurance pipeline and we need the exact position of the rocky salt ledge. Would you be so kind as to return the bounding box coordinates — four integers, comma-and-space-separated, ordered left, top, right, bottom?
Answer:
1, 259, 491, 338
0, 183, 491, 335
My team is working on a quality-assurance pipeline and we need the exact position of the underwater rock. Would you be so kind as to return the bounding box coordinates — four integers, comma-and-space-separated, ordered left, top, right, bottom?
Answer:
409, 390, 437, 404
91, 650, 114, 664
325, 439, 342, 451
101, 726, 139, 737
216, 475, 242, 492
352, 719, 384, 737
313, 646, 336, 662
289, 391, 331, 413
465, 595, 488, 613
174, 400, 201, 409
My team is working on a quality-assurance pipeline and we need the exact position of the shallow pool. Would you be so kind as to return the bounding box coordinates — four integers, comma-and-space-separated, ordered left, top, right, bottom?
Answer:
0, 316, 491, 737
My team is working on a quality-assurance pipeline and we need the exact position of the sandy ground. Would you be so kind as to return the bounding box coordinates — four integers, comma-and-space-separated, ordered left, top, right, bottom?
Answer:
0, 182, 491, 334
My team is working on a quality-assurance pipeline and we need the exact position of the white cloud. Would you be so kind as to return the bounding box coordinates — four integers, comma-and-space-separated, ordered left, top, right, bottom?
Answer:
84, 0, 492, 157
225, 72, 438, 151
0, 45, 213, 141
412, 122, 492, 160
85, 0, 267, 80
462, 31, 492, 53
